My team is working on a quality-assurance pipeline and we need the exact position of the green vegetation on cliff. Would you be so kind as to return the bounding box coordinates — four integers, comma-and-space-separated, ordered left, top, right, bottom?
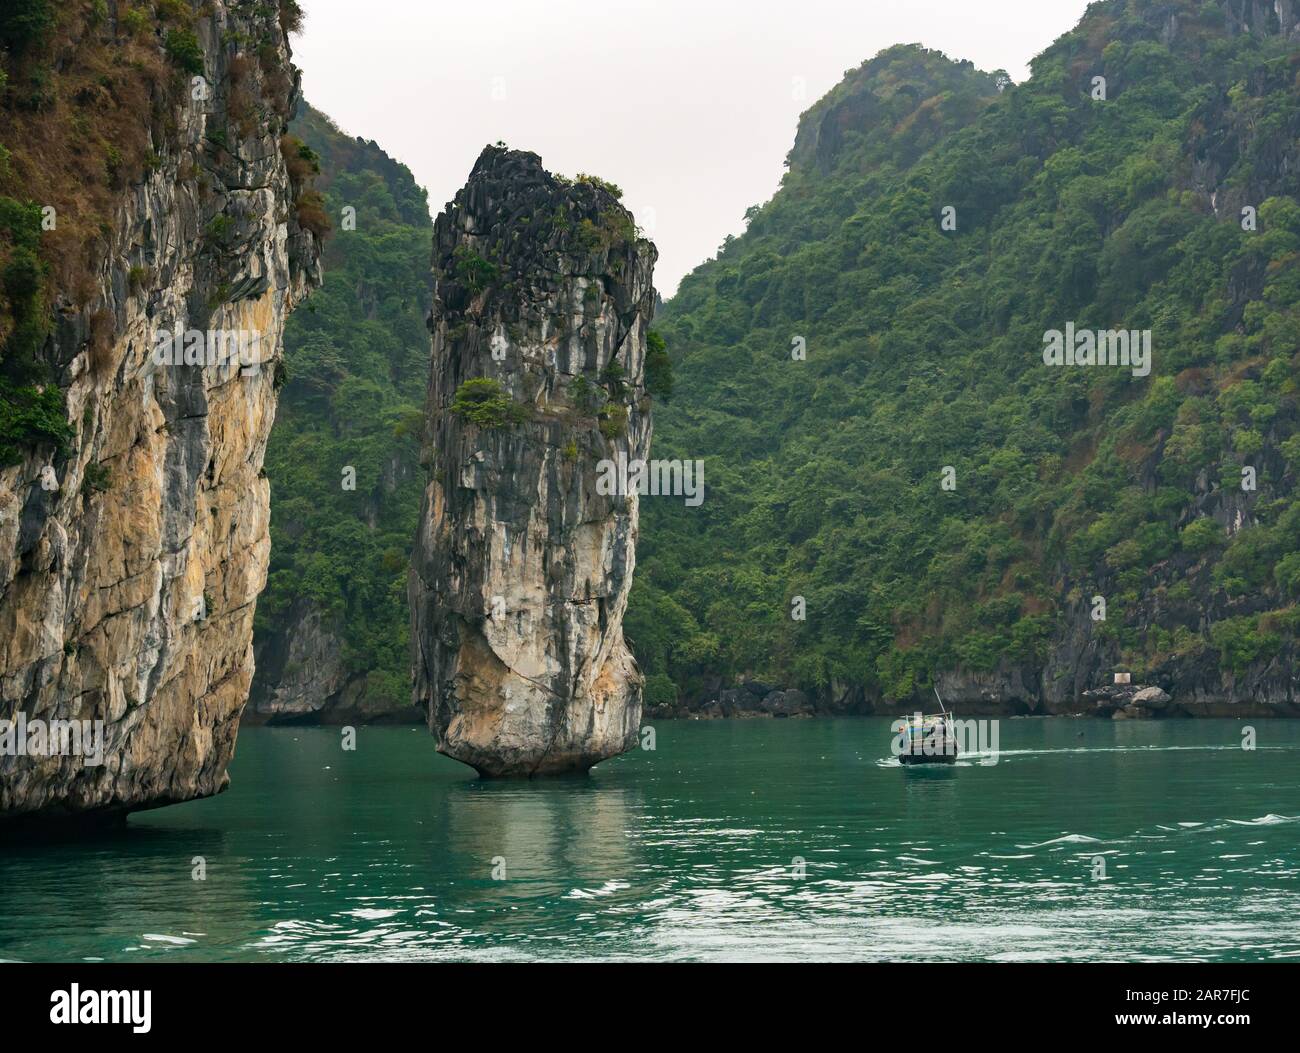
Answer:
627, 6, 1300, 708
0, 0, 308, 464
254, 104, 432, 712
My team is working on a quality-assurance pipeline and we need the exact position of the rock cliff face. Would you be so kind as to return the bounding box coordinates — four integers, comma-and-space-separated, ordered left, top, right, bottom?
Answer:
410, 147, 656, 776
0, 5, 320, 823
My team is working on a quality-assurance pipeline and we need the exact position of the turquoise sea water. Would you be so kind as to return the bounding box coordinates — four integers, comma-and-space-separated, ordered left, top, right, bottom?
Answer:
1, 717, 1297, 962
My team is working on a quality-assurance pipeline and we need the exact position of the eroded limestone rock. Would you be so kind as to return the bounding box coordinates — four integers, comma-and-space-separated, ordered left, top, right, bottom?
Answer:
410, 147, 657, 776
0, 4, 320, 824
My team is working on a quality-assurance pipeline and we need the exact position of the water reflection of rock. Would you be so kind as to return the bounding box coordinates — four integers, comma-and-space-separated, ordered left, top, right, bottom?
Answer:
435, 780, 643, 916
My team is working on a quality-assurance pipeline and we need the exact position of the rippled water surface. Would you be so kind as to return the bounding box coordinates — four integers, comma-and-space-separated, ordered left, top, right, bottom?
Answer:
2, 718, 1298, 961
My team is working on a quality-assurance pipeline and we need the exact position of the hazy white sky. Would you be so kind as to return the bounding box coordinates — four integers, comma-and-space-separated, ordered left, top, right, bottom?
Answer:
293, 0, 1092, 295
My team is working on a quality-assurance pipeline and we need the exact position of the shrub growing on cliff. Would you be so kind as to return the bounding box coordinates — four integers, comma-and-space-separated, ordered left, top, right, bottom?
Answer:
600, 360, 627, 399
155, 0, 191, 21
120, 7, 148, 36
450, 246, 498, 294
277, 136, 331, 238
281, 135, 322, 187
576, 209, 636, 252
203, 214, 234, 246
81, 461, 111, 497
571, 374, 600, 414
0, 378, 70, 465
279, 0, 306, 35
164, 30, 204, 76
575, 173, 623, 199
598, 401, 628, 440
295, 189, 332, 238
450, 378, 528, 429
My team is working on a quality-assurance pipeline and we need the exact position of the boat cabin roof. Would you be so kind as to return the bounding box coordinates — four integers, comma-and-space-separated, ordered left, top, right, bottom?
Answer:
905, 715, 951, 728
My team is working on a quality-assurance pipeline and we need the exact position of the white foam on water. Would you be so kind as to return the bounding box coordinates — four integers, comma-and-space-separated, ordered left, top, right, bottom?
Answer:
1018, 833, 1103, 848
1226, 813, 1298, 826
143, 933, 196, 945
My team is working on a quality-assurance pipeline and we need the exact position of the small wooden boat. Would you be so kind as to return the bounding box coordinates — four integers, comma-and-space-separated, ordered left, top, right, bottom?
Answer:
898, 687, 959, 765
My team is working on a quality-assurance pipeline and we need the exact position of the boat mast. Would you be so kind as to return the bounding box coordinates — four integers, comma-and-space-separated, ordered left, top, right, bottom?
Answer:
932, 684, 948, 716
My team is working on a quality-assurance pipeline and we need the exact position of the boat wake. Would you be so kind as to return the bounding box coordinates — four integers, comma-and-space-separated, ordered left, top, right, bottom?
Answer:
875, 742, 1290, 768
992, 744, 1288, 758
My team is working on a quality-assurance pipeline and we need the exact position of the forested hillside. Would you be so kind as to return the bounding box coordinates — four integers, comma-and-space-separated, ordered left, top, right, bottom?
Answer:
627, 1, 1300, 715
248, 104, 432, 723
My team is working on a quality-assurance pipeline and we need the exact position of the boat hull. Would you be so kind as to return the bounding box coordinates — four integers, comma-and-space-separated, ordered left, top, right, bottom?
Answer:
899, 749, 959, 765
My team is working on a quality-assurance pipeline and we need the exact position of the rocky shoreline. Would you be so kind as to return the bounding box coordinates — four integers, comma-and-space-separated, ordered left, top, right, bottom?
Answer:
239, 676, 1300, 726
643, 678, 1300, 720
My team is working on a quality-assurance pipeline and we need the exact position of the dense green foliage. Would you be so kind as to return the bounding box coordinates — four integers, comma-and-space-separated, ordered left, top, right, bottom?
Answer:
628, 6, 1300, 705
163, 28, 203, 75
255, 105, 432, 710
645, 328, 673, 402
1, 5, 62, 462
1, 0, 292, 466
0, 196, 57, 460
0, 375, 68, 465
0, 0, 54, 56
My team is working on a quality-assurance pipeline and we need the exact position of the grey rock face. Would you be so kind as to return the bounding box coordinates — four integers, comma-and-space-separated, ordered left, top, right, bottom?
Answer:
1132, 686, 1172, 708
0, 5, 320, 824
410, 147, 657, 776
1221, 0, 1298, 39
761, 689, 812, 717
248, 600, 349, 722
248, 599, 422, 725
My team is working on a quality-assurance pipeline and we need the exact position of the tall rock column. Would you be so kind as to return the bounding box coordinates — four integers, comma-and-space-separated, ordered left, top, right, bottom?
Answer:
0, 4, 320, 824
410, 147, 657, 776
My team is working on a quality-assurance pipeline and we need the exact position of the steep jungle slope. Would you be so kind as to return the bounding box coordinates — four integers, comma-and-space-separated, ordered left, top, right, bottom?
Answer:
247, 103, 432, 724
629, 1, 1300, 716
